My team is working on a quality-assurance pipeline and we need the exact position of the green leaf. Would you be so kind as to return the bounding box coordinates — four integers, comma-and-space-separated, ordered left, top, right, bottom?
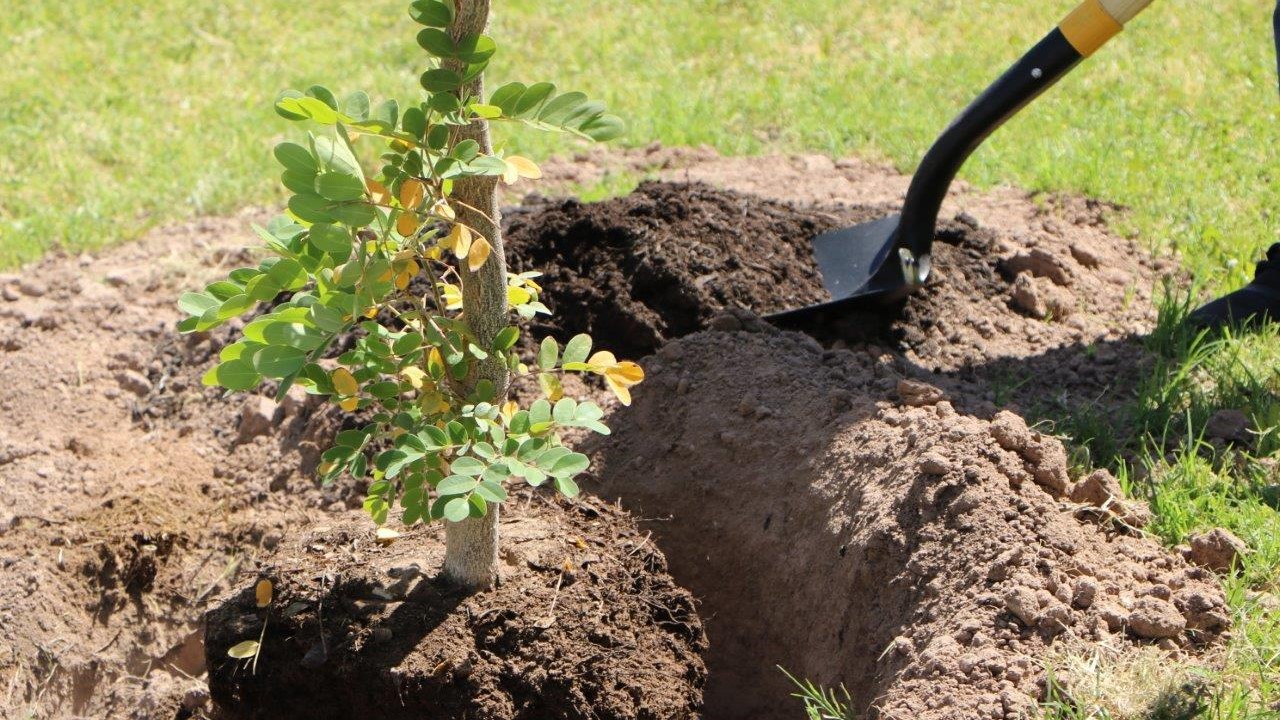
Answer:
537, 336, 559, 370
274, 142, 317, 175
409, 0, 453, 26
178, 292, 219, 317
552, 398, 577, 423
563, 334, 592, 365
216, 294, 255, 321
489, 83, 526, 114
264, 258, 307, 290
313, 135, 362, 178
551, 452, 590, 477
330, 202, 376, 228
416, 28, 454, 57
420, 69, 462, 93
306, 85, 339, 110
274, 89, 308, 121
402, 106, 427, 138
438, 474, 479, 496
493, 326, 519, 352
309, 223, 351, 255
315, 172, 366, 202
425, 124, 450, 150
467, 492, 488, 517
469, 103, 502, 119
341, 91, 370, 121
537, 91, 588, 125
371, 99, 399, 129
288, 193, 334, 224
453, 139, 480, 162
393, 332, 423, 355
421, 426, 449, 449
209, 359, 260, 391
443, 496, 472, 522
554, 476, 581, 498
580, 114, 626, 142
253, 345, 306, 379
455, 35, 496, 64
474, 480, 507, 503
513, 83, 556, 117
450, 456, 486, 476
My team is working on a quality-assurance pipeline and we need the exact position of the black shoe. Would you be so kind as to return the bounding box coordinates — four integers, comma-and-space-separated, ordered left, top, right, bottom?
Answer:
1187, 244, 1280, 331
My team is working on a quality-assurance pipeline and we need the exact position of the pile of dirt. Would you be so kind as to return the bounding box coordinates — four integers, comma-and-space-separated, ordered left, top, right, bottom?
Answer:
589, 323, 1229, 719
205, 498, 706, 720
505, 157, 1176, 431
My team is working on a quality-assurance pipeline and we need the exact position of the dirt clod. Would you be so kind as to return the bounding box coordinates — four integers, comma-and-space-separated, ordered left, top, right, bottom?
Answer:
1186, 528, 1249, 573
1128, 596, 1187, 639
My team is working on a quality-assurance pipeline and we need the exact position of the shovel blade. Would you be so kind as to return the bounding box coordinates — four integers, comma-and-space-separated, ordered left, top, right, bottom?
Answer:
767, 214, 908, 323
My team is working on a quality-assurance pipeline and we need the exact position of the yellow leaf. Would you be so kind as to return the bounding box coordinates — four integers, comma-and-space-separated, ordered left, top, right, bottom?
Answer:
605, 360, 645, 386
396, 211, 420, 237
440, 283, 463, 310
467, 235, 492, 272
394, 271, 411, 290
399, 178, 425, 210
431, 198, 455, 220
587, 350, 618, 370
606, 374, 633, 406
331, 367, 359, 396
501, 161, 519, 186
428, 347, 445, 373
377, 267, 394, 283
317, 461, 336, 476
425, 246, 443, 261
363, 306, 379, 318
507, 156, 542, 180
367, 179, 391, 205
255, 579, 273, 608
446, 224, 472, 260
375, 527, 400, 545
507, 285, 532, 305
501, 400, 518, 421
401, 366, 427, 389
339, 397, 359, 412
227, 640, 260, 659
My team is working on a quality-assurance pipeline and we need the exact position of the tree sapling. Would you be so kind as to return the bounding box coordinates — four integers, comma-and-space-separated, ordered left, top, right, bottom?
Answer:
179, 0, 639, 590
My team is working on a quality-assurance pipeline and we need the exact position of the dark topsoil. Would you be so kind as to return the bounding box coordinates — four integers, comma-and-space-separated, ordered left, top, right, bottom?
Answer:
205, 496, 706, 720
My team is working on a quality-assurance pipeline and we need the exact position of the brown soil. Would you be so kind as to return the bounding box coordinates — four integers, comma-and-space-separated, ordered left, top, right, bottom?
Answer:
205, 498, 705, 720
589, 323, 1228, 719
0, 147, 1214, 720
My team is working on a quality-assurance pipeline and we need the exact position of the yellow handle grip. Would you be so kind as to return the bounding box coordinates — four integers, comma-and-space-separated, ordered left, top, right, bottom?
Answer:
1059, 0, 1157, 57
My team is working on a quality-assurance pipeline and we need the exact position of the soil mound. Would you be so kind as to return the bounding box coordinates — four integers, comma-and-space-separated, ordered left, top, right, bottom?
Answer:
589, 323, 1229, 720
205, 497, 706, 720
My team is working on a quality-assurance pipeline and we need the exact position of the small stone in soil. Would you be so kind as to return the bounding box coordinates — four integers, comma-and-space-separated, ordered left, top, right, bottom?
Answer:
115, 370, 151, 396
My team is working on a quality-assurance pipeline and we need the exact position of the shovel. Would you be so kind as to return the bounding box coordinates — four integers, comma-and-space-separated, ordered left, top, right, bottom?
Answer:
769, 0, 1157, 323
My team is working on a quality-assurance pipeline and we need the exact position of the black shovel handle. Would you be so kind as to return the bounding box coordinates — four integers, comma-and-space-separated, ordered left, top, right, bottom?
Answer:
896, 0, 1157, 265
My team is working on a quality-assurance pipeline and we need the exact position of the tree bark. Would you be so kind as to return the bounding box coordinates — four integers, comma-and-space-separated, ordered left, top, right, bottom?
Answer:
442, 0, 506, 591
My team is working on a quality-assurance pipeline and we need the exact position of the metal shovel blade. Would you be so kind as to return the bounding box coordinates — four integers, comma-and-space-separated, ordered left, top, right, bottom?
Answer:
766, 214, 909, 324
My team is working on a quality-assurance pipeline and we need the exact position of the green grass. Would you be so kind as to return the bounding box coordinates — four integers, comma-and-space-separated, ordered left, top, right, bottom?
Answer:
3, 1, 1279, 717
1, 0, 1277, 278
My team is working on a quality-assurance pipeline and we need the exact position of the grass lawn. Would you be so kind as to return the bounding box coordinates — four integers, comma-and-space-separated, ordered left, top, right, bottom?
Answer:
2, 1, 1277, 717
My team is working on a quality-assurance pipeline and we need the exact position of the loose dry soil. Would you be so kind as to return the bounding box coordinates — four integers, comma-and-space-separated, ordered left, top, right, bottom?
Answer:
0, 147, 1223, 720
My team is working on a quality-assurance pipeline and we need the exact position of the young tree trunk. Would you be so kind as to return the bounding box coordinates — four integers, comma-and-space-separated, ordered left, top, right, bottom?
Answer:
442, 0, 507, 591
